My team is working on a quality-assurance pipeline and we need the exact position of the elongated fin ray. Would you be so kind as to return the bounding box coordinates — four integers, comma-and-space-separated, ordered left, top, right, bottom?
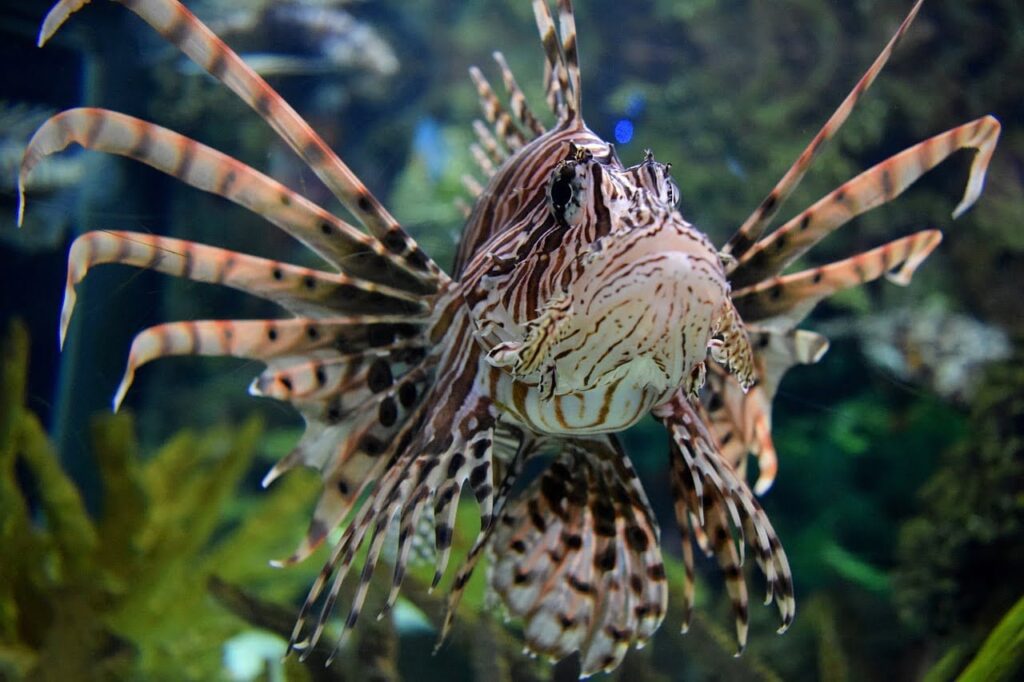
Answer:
724, 0, 925, 259
113, 317, 424, 411
382, 484, 432, 614
59, 230, 424, 346
435, 431, 532, 648
470, 142, 497, 179
289, 338, 498, 660
462, 174, 484, 199
748, 327, 831, 394
37, 0, 442, 285
472, 120, 506, 166
250, 345, 426, 406
655, 395, 794, 645
274, 360, 435, 567
295, 406, 496, 661
17, 108, 429, 292
279, 447, 387, 563
705, 328, 829, 495
532, 0, 571, 120
469, 66, 527, 153
493, 51, 546, 137
731, 116, 1000, 288
555, 0, 581, 115
732, 230, 942, 328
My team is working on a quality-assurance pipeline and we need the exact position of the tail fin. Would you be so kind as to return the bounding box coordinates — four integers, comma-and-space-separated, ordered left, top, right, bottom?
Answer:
488, 435, 667, 677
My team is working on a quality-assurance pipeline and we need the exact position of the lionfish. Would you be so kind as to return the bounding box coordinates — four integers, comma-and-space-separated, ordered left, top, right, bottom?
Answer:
18, 0, 998, 676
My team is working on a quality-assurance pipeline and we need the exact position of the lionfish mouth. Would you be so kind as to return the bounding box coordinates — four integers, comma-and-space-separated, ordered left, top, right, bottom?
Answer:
17, 0, 998, 678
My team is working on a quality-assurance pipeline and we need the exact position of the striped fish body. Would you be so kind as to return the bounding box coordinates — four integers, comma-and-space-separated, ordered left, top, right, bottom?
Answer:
18, 0, 999, 678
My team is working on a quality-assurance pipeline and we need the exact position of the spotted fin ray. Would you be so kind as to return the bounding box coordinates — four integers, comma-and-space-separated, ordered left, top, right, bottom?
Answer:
655, 394, 794, 652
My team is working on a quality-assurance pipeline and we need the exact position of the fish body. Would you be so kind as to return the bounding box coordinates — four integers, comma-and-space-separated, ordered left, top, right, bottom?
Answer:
18, 0, 999, 677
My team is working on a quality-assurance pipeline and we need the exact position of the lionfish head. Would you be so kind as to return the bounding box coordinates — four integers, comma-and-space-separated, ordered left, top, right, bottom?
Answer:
492, 138, 751, 404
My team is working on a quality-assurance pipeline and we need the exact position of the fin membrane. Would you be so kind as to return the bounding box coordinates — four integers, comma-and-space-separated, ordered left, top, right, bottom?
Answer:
488, 435, 667, 677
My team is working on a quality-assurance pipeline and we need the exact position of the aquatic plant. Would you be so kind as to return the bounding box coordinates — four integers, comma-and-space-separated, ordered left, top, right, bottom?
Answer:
0, 320, 323, 679
950, 594, 1024, 682
893, 357, 1024, 665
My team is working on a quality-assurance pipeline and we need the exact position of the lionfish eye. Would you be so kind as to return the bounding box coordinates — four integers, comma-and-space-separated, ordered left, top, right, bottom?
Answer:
550, 174, 574, 209
667, 177, 681, 207
655, 165, 681, 207
548, 161, 581, 222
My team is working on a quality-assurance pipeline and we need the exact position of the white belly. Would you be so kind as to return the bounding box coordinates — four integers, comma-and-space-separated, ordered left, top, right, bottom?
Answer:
484, 358, 667, 435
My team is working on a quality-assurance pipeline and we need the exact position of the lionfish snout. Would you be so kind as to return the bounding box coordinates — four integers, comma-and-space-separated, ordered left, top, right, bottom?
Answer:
554, 214, 741, 402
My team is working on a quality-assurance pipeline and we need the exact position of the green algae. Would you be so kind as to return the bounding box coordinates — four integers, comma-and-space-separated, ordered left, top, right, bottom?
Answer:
0, 320, 324, 680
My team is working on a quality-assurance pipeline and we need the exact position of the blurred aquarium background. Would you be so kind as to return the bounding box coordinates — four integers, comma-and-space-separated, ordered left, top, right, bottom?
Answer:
1, 0, 1022, 680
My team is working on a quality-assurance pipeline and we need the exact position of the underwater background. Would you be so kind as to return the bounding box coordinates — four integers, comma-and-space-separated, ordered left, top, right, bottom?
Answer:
1, 0, 1022, 680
